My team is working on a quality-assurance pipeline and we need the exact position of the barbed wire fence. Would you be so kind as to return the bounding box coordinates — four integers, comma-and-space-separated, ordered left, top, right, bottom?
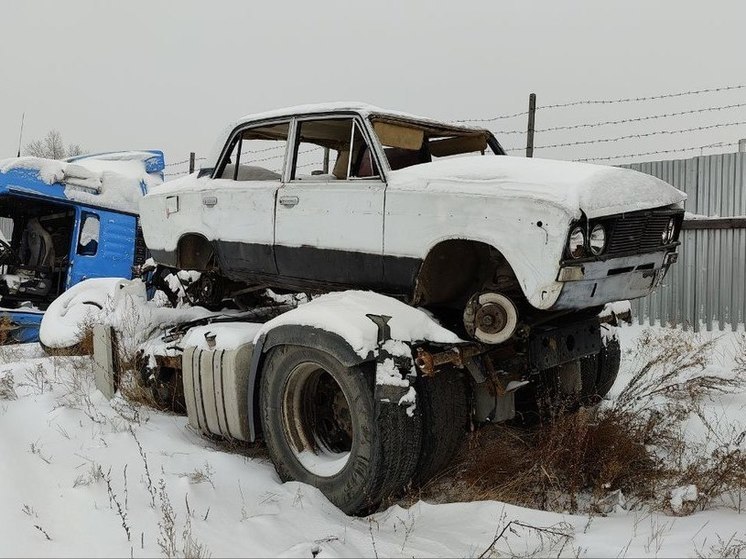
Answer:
162, 83, 746, 177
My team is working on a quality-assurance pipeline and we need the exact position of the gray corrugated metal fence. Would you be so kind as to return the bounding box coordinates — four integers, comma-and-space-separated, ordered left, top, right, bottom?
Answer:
624, 152, 746, 331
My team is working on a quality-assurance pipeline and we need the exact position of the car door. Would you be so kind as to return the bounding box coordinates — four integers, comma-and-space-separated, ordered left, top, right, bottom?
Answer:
202, 120, 291, 279
274, 116, 385, 288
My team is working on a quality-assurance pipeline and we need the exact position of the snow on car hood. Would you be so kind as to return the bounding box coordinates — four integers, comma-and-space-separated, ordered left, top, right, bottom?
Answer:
388, 156, 686, 219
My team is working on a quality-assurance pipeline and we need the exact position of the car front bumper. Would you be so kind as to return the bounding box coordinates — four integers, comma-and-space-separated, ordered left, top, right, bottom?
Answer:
552, 249, 678, 310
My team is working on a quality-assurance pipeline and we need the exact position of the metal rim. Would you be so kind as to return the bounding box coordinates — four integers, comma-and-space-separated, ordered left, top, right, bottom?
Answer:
281, 361, 353, 477
474, 293, 518, 344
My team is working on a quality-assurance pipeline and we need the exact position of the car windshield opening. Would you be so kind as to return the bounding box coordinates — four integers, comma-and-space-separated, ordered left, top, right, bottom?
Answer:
369, 117, 497, 171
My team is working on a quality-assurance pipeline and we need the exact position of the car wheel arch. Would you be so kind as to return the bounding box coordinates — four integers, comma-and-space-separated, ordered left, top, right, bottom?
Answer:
412, 238, 524, 307
176, 233, 216, 271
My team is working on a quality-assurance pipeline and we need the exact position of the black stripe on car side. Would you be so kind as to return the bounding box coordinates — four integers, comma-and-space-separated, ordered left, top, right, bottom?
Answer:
151, 243, 421, 296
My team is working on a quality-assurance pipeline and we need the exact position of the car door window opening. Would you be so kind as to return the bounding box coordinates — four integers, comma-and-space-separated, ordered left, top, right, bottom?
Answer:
291, 117, 380, 182
217, 122, 291, 182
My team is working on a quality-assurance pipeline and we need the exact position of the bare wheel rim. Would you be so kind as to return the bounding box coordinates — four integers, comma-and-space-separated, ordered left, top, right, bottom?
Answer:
281, 361, 353, 477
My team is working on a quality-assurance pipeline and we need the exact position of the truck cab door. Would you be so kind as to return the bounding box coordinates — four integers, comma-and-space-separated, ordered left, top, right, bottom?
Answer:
67, 209, 138, 288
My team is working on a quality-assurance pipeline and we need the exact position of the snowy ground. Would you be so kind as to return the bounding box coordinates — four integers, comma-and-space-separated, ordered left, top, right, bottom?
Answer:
1, 325, 745, 558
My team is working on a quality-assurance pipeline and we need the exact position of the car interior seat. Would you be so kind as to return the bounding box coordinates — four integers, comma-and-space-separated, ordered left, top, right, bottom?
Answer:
21, 218, 55, 269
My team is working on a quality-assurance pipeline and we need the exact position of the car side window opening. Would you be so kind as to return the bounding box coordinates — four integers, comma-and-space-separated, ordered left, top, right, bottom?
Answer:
77, 212, 100, 256
290, 118, 380, 182
370, 117, 496, 171
217, 122, 290, 182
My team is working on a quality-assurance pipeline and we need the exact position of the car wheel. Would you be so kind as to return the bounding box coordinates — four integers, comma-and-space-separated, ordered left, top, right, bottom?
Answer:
259, 345, 421, 515
412, 369, 469, 486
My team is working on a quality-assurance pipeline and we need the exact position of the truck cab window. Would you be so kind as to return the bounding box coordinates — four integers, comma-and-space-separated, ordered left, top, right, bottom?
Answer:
77, 213, 100, 256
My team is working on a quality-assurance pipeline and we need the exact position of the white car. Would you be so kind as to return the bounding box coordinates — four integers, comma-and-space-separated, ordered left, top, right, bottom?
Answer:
140, 102, 685, 345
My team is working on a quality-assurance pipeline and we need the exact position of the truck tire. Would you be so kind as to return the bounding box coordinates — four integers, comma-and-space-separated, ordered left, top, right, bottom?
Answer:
412, 370, 469, 486
514, 360, 583, 424
579, 354, 600, 403
578, 338, 622, 402
594, 337, 621, 399
259, 345, 420, 515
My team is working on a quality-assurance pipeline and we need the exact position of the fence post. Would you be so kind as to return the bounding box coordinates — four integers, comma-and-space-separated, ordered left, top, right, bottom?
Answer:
189, 152, 196, 174
526, 93, 536, 158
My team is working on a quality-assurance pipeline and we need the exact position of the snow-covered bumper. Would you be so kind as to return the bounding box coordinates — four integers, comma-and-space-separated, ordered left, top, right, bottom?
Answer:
552, 248, 678, 310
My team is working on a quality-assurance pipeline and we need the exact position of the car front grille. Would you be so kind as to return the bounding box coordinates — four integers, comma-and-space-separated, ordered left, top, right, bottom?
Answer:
605, 209, 682, 257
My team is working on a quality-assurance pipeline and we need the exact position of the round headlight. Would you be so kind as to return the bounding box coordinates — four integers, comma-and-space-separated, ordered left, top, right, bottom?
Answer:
589, 224, 606, 255
568, 226, 586, 259
662, 218, 676, 244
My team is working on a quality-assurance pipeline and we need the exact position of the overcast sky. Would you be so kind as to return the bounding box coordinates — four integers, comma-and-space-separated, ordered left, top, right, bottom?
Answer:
2, 0, 746, 174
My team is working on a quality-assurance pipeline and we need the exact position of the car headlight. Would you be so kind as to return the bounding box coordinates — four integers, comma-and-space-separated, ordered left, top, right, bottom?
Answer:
589, 224, 606, 255
662, 218, 676, 244
568, 226, 586, 259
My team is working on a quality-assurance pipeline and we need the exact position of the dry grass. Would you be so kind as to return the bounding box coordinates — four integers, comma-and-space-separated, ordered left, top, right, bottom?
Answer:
0, 315, 13, 345
41, 320, 95, 357
416, 406, 664, 513
410, 330, 746, 516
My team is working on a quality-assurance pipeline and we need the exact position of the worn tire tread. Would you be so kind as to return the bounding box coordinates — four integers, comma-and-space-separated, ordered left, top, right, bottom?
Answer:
412, 370, 470, 486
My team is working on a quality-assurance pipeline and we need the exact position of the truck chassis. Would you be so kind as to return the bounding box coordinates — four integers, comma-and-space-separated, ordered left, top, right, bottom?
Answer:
94, 292, 621, 515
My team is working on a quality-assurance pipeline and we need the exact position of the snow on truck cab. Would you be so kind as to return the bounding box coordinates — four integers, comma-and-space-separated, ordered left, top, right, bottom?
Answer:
0, 151, 163, 342
140, 102, 686, 346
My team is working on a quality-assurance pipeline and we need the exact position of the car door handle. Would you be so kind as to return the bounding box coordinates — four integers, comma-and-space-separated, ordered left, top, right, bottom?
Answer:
279, 196, 299, 208
202, 195, 218, 207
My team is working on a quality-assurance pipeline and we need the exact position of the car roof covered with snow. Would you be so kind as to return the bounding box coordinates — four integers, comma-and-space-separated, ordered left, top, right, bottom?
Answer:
0, 150, 165, 215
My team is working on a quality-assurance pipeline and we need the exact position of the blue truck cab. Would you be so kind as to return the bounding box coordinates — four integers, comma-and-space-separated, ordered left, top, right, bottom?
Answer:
0, 151, 163, 342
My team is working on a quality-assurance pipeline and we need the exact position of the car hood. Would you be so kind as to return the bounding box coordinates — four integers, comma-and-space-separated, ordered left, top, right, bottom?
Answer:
387, 155, 686, 218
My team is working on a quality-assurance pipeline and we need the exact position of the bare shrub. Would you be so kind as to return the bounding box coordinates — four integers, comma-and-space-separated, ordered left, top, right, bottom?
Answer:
179, 462, 215, 489
117, 369, 159, 411
613, 329, 737, 416
157, 478, 211, 559
419, 405, 665, 513
670, 428, 746, 514
73, 462, 105, 488
103, 467, 131, 542
412, 329, 746, 516
0, 371, 17, 400
52, 356, 105, 424
29, 440, 52, 464
157, 479, 178, 558
19, 363, 50, 395
182, 514, 211, 559
0, 315, 13, 345
698, 533, 746, 558
477, 514, 574, 558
